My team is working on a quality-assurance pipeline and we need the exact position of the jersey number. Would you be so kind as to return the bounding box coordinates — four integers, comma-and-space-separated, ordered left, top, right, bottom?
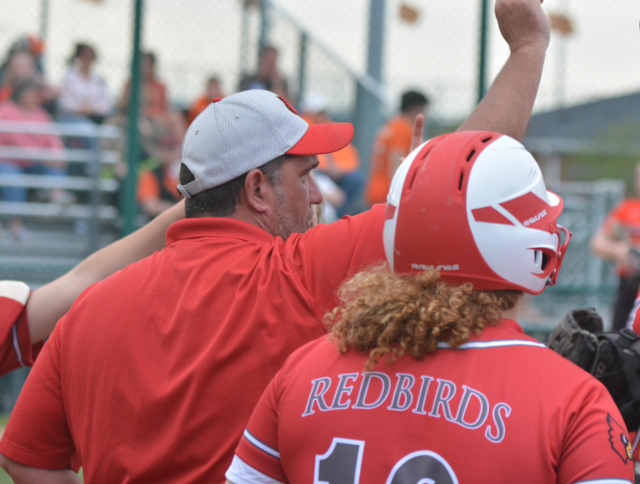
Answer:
314, 438, 458, 484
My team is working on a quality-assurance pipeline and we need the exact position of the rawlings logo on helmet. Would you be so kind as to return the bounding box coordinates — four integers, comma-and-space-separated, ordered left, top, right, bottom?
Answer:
411, 264, 460, 271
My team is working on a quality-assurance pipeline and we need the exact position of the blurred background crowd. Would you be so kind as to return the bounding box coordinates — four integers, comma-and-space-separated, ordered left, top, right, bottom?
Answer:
0, 0, 639, 410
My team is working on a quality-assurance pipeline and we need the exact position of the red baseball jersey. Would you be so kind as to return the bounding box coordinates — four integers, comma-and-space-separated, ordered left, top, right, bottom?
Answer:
0, 207, 386, 483
228, 319, 634, 484
627, 289, 640, 333
0, 281, 42, 375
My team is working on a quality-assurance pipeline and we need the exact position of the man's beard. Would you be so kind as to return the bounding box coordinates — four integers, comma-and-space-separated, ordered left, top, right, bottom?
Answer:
273, 188, 313, 241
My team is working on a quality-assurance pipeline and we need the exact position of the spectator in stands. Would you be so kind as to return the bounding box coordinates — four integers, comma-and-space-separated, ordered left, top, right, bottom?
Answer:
0, 78, 66, 239
137, 135, 182, 218
301, 94, 363, 216
0, 52, 37, 104
592, 161, 640, 330
188, 76, 224, 125
0, 36, 45, 83
0, 49, 57, 110
118, 51, 186, 145
365, 90, 429, 205
238, 45, 288, 98
58, 43, 112, 124
119, 52, 167, 119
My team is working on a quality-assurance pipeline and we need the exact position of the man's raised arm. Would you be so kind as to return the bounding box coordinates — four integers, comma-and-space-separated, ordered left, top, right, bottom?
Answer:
458, 0, 550, 140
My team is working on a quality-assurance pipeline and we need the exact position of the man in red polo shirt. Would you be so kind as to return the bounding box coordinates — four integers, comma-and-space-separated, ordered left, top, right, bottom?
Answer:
0, 201, 184, 377
0, 1, 551, 481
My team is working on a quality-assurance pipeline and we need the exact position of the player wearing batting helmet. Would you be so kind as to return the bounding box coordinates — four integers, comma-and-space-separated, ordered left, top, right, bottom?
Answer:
226, 132, 633, 484
0, 0, 551, 481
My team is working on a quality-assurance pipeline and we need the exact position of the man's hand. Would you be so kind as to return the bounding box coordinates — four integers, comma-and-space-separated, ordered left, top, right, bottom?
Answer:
496, 0, 550, 53
410, 114, 425, 152
395, 114, 425, 170
458, 0, 549, 140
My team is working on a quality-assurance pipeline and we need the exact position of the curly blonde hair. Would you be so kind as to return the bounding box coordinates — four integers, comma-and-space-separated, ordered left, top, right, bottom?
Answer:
328, 264, 522, 371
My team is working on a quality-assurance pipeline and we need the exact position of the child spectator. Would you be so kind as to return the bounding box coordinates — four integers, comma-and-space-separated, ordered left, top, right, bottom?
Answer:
365, 90, 429, 205
0, 78, 67, 238
58, 43, 112, 123
187, 76, 224, 125
136, 135, 182, 218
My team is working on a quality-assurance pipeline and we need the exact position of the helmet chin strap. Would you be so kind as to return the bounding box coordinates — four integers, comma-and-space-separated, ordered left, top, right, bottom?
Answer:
546, 270, 556, 287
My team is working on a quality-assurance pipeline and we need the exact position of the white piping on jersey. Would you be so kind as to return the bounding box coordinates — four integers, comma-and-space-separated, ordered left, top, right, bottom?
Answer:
633, 424, 640, 453
226, 455, 285, 484
626, 297, 640, 330
0, 281, 29, 305
11, 324, 24, 367
243, 429, 280, 459
437, 340, 546, 350
572, 480, 633, 484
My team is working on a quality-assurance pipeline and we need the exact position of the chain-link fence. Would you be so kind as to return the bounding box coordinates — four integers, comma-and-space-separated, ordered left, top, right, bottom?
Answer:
0, 0, 639, 405
3, 1, 639, 115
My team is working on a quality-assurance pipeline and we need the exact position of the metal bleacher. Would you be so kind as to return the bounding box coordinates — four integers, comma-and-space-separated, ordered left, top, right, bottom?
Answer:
0, 120, 122, 288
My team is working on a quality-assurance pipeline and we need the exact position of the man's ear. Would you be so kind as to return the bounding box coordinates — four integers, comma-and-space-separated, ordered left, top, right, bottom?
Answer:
243, 169, 273, 214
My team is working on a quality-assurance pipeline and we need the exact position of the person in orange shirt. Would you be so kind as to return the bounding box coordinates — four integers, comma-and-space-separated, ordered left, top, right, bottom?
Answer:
592, 161, 640, 329
137, 135, 183, 218
366, 90, 429, 205
119, 52, 168, 119
188, 76, 224, 125
301, 94, 364, 217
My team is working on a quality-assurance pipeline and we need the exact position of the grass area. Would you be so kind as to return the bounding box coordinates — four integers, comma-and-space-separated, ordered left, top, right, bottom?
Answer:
0, 414, 11, 483
0, 414, 82, 483
0, 469, 11, 484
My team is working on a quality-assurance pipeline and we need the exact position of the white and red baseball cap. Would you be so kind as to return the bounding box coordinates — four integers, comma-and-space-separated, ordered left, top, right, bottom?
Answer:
383, 131, 571, 295
177, 90, 354, 198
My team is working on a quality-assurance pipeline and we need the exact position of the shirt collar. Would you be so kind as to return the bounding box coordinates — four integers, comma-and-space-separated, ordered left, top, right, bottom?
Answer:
165, 217, 275, 247
471, 318, 527, 342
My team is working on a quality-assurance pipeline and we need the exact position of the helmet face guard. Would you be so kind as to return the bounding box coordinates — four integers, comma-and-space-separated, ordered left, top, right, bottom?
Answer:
383, 132, 572, 295
548, 225, 572, 287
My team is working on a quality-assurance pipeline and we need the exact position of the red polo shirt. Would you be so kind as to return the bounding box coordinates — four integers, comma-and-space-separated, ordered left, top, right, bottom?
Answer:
229, 320, 634, 484
0, 206, 386, 483
0, 282, 42, 375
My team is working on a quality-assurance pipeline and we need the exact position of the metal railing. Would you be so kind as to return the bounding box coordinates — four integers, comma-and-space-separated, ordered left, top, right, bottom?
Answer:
0, 120, 122, 254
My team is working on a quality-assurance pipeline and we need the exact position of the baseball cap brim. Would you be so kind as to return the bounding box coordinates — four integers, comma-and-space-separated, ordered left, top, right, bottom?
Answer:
287, 122, 354, 155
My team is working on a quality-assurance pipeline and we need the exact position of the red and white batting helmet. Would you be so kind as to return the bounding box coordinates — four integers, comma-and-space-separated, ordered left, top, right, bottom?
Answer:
383, 131, 571, 295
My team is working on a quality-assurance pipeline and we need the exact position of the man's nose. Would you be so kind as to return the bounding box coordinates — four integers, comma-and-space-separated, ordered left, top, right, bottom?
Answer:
309, 175, 324, 205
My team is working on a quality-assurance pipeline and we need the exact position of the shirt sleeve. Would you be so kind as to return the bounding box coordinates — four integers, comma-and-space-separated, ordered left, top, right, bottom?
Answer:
557, 378, 634, 484
231, 372, 288, 484
601, 202, 625, 235
0, 317, 76, 470
288, 204, 386, 317
0, 281, 43, 376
